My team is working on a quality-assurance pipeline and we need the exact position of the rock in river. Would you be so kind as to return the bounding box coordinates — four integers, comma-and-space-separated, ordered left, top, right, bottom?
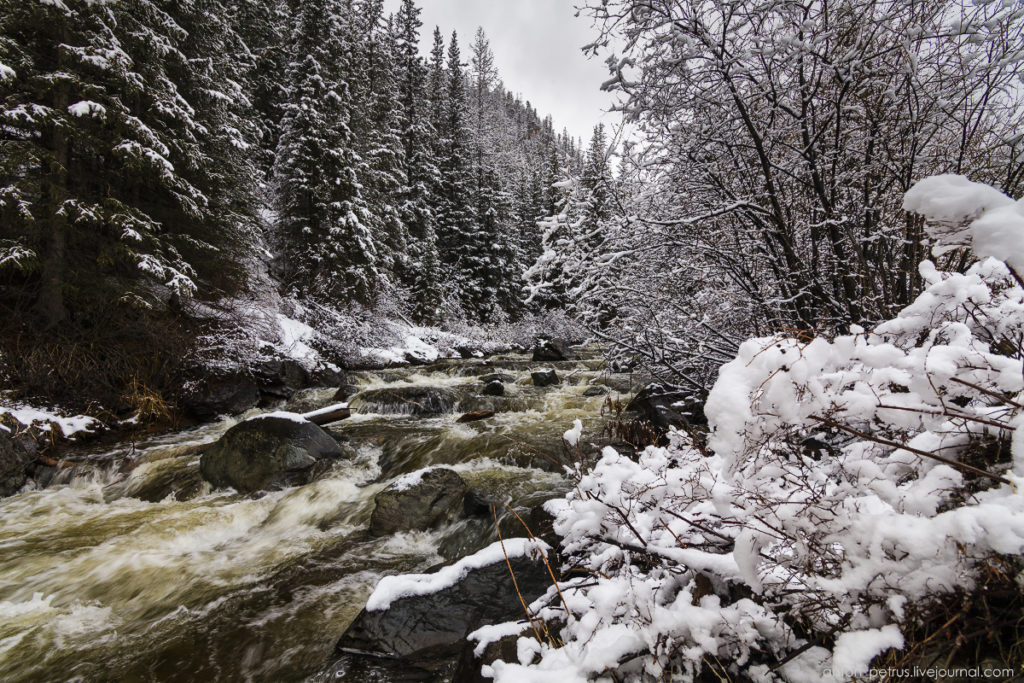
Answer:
199, 412, 344, 493
369, 467, 468, 536
531, 337, 574, 362
481, 380, 505, 397
531, 369, 559, 387
322, 538, 553, 678
350, 386, 460, 416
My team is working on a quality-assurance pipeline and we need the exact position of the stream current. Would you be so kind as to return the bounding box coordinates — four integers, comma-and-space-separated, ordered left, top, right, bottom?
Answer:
0, 347, 639, 682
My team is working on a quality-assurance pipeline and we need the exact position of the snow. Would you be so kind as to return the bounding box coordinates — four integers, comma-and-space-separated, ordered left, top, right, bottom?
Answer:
67, 101, 106, 118
387, 466, 440, 492
0, 403, 103, 438
831, 626, 904, 678
365, 538, 550, 612
562, 418, 582, 446
904, 174, 1024, 272
0, 62, 15, 82
246, 411, 309, 424
275, 313, 319, 366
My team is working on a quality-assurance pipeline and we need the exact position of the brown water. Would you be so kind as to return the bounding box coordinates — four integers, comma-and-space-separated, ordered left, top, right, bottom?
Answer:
0, 348, 640, 682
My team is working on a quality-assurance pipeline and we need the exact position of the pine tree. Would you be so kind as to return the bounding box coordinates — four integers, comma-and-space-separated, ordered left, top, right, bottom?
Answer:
393, 0, 442, 322
272, 0, 378, 303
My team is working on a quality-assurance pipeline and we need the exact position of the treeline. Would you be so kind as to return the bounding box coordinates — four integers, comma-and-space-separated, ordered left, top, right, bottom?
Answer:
0, 0, 581, 402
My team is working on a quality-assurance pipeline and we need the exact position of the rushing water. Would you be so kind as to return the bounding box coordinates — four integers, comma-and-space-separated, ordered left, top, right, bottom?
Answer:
0, 348, 640, 682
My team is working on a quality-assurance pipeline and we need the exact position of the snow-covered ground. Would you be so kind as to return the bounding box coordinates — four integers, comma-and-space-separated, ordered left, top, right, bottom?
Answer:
0, 402, 103, 438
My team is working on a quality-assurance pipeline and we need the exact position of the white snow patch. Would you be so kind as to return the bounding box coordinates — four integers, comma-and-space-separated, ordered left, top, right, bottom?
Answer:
0, 403, 102, 438
366, 538, 550, 612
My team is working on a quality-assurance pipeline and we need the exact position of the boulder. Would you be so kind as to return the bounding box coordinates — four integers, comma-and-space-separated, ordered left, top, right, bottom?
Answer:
582, 384, 609, 397
479, 372, 514, 384
369, 468, 468, 536
531, 338, 574, 362
0, 416, 36, 498
455, 409, 494, 423
325, 538, 553, 674
481, 380, 505, 397
180, 372, 260, 419
531, 369, 559, 387
199, 413, 344, 493
627, 383, 706, 431
351, 386, 460, 416
252, 358, 308, 399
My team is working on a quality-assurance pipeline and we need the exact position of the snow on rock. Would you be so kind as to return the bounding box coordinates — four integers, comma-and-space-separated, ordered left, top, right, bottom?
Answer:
0, 403, 103, 438
0, 62, 15, 82
365, 538, 550, 612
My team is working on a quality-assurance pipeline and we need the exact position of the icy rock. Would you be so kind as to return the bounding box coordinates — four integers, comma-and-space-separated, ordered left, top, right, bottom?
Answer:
369, 468, 468, 536
199, 414, 343, 493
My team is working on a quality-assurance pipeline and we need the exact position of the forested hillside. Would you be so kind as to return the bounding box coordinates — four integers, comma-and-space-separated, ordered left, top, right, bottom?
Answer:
0, 0, 585, 408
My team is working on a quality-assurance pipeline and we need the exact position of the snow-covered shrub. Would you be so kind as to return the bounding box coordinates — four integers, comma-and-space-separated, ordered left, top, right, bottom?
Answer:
478, 177, 1024, 681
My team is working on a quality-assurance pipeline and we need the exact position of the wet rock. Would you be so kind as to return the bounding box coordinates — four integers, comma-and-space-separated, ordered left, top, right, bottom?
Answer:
0, 416, 35, 498
253, 358, 308, 399
180, 372, 260, 419
462, 489, 499, 517
199, 414, 344, 493
455, 344, 483, 359
627, 382, 706, 431
369, 468, 469, 536
479, 372, 514, 384
351, 386, 460, 416
326, 539, 553, 673
331, 384, 360, 403
481, 380, 505, 397
582, 384, 609, 397
532, 338, 574, 362
455, 409, 495, 423
531, 369, 559, 387
309, 363, 346, 387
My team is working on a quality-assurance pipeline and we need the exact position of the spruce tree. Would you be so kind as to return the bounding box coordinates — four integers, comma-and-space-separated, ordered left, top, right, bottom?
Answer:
272, 0, 379, 303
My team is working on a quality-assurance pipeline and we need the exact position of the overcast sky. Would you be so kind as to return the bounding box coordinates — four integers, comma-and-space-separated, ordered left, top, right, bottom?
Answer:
382, 0, 618, 143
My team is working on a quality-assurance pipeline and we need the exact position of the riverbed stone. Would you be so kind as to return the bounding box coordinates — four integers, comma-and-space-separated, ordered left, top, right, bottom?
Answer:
582, 384, 609, 397
325, 539, 553, 674
531, 369, 559, 387
481, 380, 505, 397
351, 386, 460, 416
252, 358, 308, 399
532, 338, 574, 362
180, 371, 260, 419
199, 415, 343, 493
627, 382, 706, 431
369, 468, 468, 536
479, 372, 514, 384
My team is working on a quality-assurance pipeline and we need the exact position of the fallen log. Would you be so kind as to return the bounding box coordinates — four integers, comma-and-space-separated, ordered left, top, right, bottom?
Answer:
302, 403, 351, 426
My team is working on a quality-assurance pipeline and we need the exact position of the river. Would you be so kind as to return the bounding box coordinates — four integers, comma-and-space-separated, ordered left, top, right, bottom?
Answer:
0, 347, 639, 682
